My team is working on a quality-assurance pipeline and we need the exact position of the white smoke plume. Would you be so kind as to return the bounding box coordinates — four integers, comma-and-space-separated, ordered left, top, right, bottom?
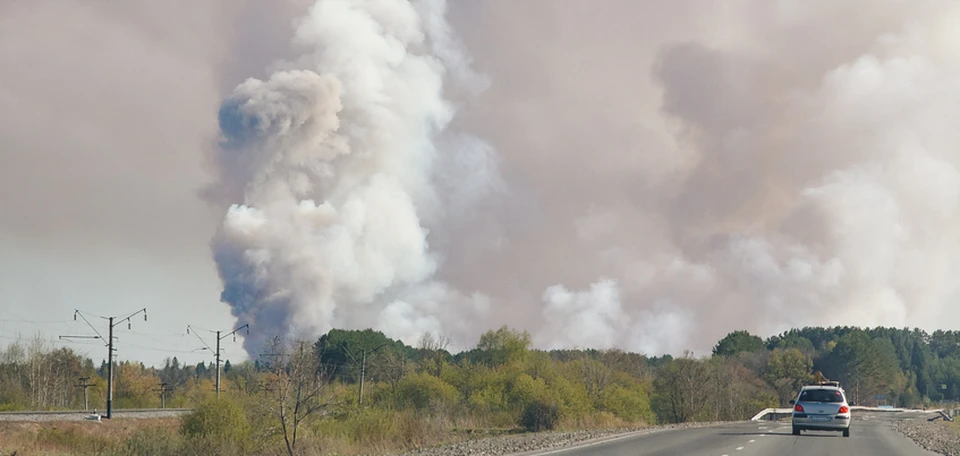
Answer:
208, 0, 496, 354
209, 0, 960, 357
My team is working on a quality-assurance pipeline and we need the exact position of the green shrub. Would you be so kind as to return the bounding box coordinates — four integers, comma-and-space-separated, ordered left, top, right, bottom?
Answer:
546, 376, 591, 417
112, 427, 183, 456
520, 400, 561, 432
389, 373, 459, 410
600, 384, 655, 424
505, 373, 548, 409
180, 397, 251, 446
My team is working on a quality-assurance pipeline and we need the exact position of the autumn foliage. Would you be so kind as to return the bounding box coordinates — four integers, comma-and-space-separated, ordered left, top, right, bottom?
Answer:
1, 326, 959, 455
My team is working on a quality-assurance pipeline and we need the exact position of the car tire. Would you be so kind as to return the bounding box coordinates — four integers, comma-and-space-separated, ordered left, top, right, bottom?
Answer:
793, 426, 800, 436
843, 428, 850, 437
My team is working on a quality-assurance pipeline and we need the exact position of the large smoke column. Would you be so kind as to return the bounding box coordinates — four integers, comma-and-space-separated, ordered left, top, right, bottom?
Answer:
208, 0, 496, 355
209, 0, 960, 358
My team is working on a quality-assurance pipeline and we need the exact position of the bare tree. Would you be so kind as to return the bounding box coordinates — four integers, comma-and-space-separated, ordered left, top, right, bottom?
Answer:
417, 332, 450, 377
578, 358, 613, 399
376, 347, 409, 391
653, 352, 711, 423
598, 348, 651, 381
261, 337, 335, 456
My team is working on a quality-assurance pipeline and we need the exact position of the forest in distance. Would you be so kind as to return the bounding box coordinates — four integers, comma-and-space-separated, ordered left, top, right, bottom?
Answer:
1, 325, 960, 454
0, 327, 960, 416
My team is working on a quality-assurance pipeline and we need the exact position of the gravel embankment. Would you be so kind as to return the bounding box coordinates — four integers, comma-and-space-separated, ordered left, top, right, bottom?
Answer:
391, 421, 736, 456
898, 418, 960, 456
0, 409, 191, 422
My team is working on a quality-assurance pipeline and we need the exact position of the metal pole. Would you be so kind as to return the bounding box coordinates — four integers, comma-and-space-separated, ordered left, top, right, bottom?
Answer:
358, 349, 366, 405
106, 317, 114, 419
76, 377, 92, 411
216, 330, 221, 398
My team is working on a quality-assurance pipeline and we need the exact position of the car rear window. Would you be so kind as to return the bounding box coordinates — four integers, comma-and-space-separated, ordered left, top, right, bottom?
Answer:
799, 389, 844, 403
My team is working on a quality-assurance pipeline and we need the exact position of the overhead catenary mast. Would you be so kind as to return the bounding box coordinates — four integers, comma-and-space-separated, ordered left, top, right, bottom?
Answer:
187, 323, 249, 397
61, 308, 148, 419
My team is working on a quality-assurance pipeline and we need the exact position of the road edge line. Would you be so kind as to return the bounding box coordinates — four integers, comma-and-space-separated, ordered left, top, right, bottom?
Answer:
506, 421, 747, 456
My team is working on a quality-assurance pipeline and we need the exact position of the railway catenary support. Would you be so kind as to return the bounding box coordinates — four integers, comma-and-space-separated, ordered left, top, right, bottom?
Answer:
66, 308, 147, 419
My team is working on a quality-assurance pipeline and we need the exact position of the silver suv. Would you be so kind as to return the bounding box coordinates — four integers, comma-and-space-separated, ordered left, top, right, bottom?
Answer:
790, 382, 851, 437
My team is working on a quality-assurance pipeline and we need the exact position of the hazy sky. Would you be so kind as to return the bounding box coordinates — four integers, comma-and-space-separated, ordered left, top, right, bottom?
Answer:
4, 0, 960, 366
0, 0, 311, 366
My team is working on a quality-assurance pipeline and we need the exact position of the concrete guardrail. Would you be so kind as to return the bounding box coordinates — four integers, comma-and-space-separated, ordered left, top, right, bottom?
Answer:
750, 405, 930, 421
750, 408, 794, 421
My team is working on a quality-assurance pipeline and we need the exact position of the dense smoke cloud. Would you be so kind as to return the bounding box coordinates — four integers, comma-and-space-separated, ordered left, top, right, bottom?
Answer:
208, 0, 496, 354
439, 1, 960, 355
210, 0, 960, 356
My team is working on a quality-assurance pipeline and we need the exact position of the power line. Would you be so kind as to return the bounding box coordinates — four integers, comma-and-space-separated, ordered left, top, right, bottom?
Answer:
0, 308, 27, 320
72, 310, 105, 341
127, 343, 208, 355
72, 308, 109, 319
0, 318, 73, 324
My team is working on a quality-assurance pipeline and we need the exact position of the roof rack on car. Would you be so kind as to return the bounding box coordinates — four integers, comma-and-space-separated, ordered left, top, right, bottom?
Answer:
811, 371, 841, 388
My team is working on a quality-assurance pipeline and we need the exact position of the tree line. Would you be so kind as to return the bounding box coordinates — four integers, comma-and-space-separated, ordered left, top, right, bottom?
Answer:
1, 325, 958, 454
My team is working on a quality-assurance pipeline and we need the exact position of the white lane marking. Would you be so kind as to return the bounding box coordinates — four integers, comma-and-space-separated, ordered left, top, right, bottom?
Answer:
736, 447, 744, 451
748, 439, 756, 443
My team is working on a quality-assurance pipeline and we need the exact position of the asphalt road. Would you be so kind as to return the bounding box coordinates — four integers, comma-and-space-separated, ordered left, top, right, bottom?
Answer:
533, 412, 940, 456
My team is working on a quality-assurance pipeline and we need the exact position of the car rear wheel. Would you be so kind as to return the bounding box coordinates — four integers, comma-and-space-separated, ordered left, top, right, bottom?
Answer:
843, 428, 850, 437
792, 426, 800, 436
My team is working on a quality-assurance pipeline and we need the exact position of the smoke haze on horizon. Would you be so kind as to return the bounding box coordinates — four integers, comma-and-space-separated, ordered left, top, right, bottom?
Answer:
4, 1, 960, 364
443, 0, 960, 355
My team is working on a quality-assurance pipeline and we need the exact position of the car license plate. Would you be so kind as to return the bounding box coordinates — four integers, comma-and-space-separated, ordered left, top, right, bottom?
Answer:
810, 416, 831, 422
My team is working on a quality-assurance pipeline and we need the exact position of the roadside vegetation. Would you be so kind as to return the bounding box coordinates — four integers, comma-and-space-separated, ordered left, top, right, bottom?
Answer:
1, 326, 959, 455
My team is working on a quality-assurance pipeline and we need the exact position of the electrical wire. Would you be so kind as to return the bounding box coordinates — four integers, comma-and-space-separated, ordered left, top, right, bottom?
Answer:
72, 309, 106, 343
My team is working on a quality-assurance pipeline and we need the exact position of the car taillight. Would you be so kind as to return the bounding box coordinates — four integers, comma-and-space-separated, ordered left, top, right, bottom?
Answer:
838, 406, 849, 414
794, 404, 804, 412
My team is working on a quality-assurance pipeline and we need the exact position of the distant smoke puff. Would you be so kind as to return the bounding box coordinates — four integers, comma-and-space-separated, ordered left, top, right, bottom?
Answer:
536, 279, 625, 350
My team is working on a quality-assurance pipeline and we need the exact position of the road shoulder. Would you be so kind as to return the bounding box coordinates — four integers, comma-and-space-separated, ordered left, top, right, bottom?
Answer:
898, 417, 960, 455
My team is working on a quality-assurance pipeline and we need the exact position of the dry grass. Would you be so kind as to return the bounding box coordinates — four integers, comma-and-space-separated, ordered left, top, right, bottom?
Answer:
949, 419, 960, 433
0, 409, 651, 456
0, 418, 179, 456
560, 412, 639, 430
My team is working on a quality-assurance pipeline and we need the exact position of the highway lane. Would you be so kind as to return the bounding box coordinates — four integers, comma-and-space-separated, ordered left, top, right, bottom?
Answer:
531, 412, 941, 456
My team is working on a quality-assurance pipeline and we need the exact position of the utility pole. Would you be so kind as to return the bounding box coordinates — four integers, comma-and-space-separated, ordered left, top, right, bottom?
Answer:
154, 382, 173, 409
216, 331, 223, 397
75, 377, 95, 411
343, 343, 389, 406
64, 308, 147, 419
187, 323, 249, 397
358, 349, 366, 405
107, 317, 114, 418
